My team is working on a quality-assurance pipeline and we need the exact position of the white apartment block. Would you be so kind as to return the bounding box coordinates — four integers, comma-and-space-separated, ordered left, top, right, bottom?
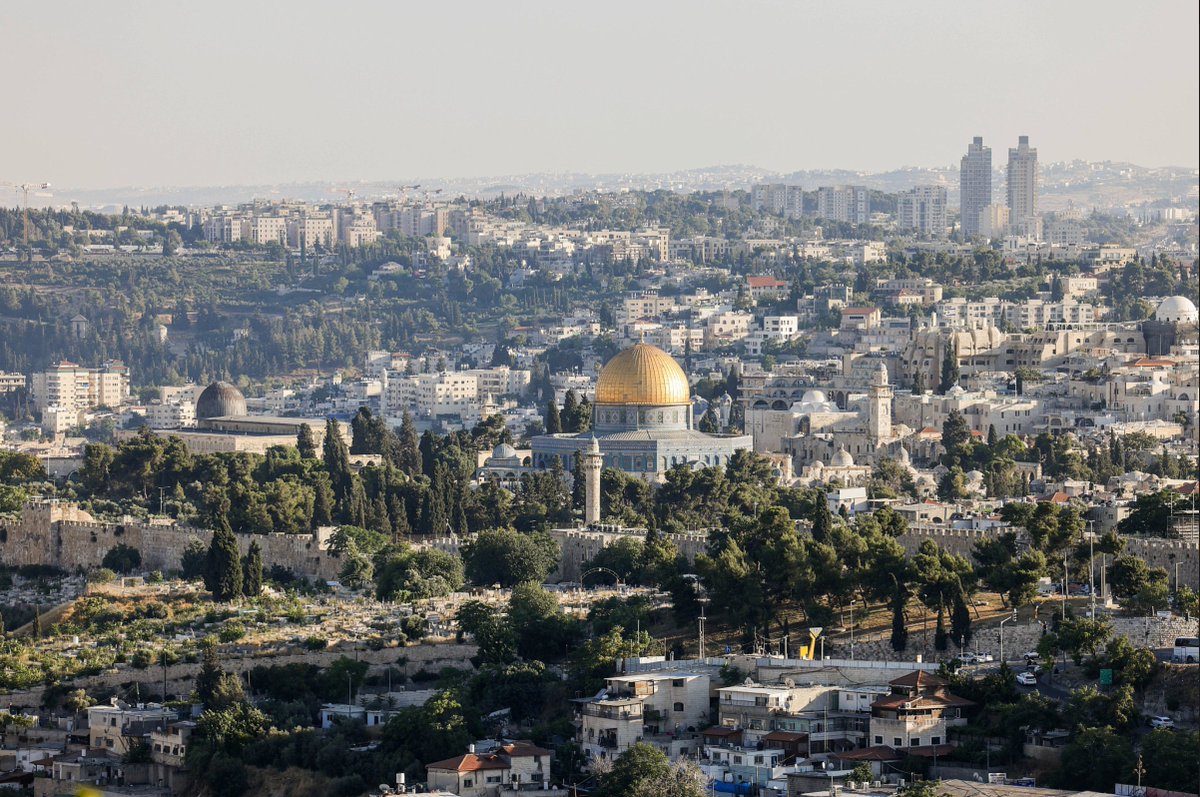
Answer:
384, 367, 530, 419
705, 311, 754, 346
145, 401, 195, 429
751, 184, 804, 218
247, 215, 287, 246
1007, 135, 1039, 236
0, 372, 25, 394
88, 702, 177, 755
287, 215, 336, 249
896, 186, 948, 237
30, 361, 130, 414
202, 214, 246, 244
978, 204, 1009, 238
618, 292, 678, 325
815, 186, 870, 224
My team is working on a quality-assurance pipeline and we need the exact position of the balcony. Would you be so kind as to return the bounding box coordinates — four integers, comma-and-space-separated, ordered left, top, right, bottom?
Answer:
580, 703, 642, 721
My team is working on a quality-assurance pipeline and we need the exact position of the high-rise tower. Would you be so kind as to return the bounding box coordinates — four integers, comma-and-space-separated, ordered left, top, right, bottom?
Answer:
960, 136, 992, 237
1007, 135, 1039, 237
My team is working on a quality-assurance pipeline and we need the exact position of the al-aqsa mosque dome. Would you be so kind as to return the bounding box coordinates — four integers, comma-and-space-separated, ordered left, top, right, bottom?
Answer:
594, 342, 691, 407
195, 381, 247, 419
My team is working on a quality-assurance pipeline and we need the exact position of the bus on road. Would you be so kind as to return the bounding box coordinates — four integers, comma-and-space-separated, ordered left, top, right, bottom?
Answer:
1172, 636, 1198, 664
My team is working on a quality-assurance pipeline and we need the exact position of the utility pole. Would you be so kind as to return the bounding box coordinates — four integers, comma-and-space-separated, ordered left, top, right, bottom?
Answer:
1088, 527, 1096, 619
698, 597, 709, 661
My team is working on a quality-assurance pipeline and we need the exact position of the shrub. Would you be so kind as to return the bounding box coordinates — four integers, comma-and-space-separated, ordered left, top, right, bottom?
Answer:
303, 636, 327, 651
88, 568, 117, 584
219, 622, 247, 643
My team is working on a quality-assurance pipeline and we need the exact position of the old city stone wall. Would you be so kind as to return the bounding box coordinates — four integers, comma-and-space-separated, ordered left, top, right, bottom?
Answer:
897, 524, 1199, 590
0, 501, 341, 581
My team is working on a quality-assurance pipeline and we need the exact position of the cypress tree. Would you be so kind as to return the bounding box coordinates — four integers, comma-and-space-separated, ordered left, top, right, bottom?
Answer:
398, 411, 421, 477
890, 584, 908, 652
545, 399, 562, 434
812, 497, 834, 542
296, 423, 317, 459
987, 424, 998, 447
912, 369, 925, 394
561, 390, 579, 433
242, 541, 263, 597
389, 493, 411, 539
939, 339, 960, 394
312, 476, 334, 528
207, 521, 243, 601
348, 477, 369, 527
934, 603, 948, 651
950, 591, 972, 646
372, 494, 392, 538
571, 451, 586, 512
322, 419, 353, 504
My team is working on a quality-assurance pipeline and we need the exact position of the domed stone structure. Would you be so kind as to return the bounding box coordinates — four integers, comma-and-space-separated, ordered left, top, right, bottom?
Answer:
594, 342, 690, 407
1155, 295, 1199, 324
195, 381, 247, 419
830, 447, 855, 468
531, 341, 753, 480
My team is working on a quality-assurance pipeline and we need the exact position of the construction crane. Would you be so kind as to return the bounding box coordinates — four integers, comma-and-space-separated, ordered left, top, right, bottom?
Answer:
2, 181, 52, 260
332, 187, 356, 203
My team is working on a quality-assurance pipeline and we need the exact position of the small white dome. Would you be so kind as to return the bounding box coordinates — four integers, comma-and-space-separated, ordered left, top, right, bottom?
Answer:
966, 469, 984, 481
898, 447, 911, 464
1156, 295, 1199, 324
492, 443, 517, 460
948, 385, 966, 396
830, 448, 854, 468
801, 389, 829, 404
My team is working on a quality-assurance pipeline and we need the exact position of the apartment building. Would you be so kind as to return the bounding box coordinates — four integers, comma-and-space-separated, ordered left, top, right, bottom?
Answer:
88, 702, 177, 755
0, 372, 25, 394
426, 740, 555, 797
896, 186, 948, 237
576, 672, 710, 766
247, 215, 287, 245
815, 186, 870, 224
383, 367, 531, 419
1007, 135, 1039, 238
868, 672, 972, 749
751, 183, 804, 218
287, 214, 336, 249
746, 276, 789, 302
30, 361, 130, 413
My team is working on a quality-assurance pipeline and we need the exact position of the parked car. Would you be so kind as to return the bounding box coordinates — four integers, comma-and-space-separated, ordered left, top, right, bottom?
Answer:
1016, 671, 1038, 686
1023, 651, 1040, 662
956, 653, 979, 665
975, 652, 994, 663
1149, 716, 1175, 729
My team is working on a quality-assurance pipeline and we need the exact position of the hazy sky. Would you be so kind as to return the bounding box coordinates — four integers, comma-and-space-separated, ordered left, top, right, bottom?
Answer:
2, 0, 1197, 188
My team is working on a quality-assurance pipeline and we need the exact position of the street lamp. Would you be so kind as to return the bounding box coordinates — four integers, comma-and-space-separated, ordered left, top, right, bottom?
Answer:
1000, 609, 1017, 664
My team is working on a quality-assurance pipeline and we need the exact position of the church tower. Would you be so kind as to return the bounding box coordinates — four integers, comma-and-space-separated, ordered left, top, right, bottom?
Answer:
581, 435, 603, 526
867, 361, 892, 444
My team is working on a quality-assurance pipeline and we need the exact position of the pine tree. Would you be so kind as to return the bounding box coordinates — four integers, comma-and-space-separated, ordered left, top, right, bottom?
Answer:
398, 411, 421, 476
545, 399, 562, 434
296, 423, 317, 459
242, 541, 263, 597
207, 521, 243, 601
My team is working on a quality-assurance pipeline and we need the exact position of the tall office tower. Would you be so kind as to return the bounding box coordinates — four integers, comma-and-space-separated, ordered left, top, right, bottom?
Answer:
1007, 135, 1039, 237
959, 136, 991, 237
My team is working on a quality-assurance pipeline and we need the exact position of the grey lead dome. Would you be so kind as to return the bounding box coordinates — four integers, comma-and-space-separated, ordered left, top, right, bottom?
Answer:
195, 381, 247, 419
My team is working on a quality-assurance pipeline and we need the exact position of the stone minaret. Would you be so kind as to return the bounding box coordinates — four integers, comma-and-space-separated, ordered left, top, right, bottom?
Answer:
581, 435, 603, 526
868, 360, 893, 444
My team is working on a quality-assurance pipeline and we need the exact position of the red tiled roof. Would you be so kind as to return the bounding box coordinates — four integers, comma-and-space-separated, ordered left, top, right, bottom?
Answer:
841, 307, 879, 314
761, 730, 808, 743
499, 741, 553, 758
889, 671, 948, 689
747, 276, 786, 288
702, 726, 743, 737
426, 753, 510, 773
838, 745, 902, 761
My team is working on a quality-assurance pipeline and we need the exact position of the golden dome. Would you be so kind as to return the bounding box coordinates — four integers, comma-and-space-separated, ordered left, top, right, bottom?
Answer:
595, 342, 690, 406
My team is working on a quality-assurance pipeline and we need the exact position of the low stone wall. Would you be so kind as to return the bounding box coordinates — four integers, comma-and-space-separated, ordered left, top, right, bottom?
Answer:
0, 641, 478, 709
823, 614, 1200, 662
